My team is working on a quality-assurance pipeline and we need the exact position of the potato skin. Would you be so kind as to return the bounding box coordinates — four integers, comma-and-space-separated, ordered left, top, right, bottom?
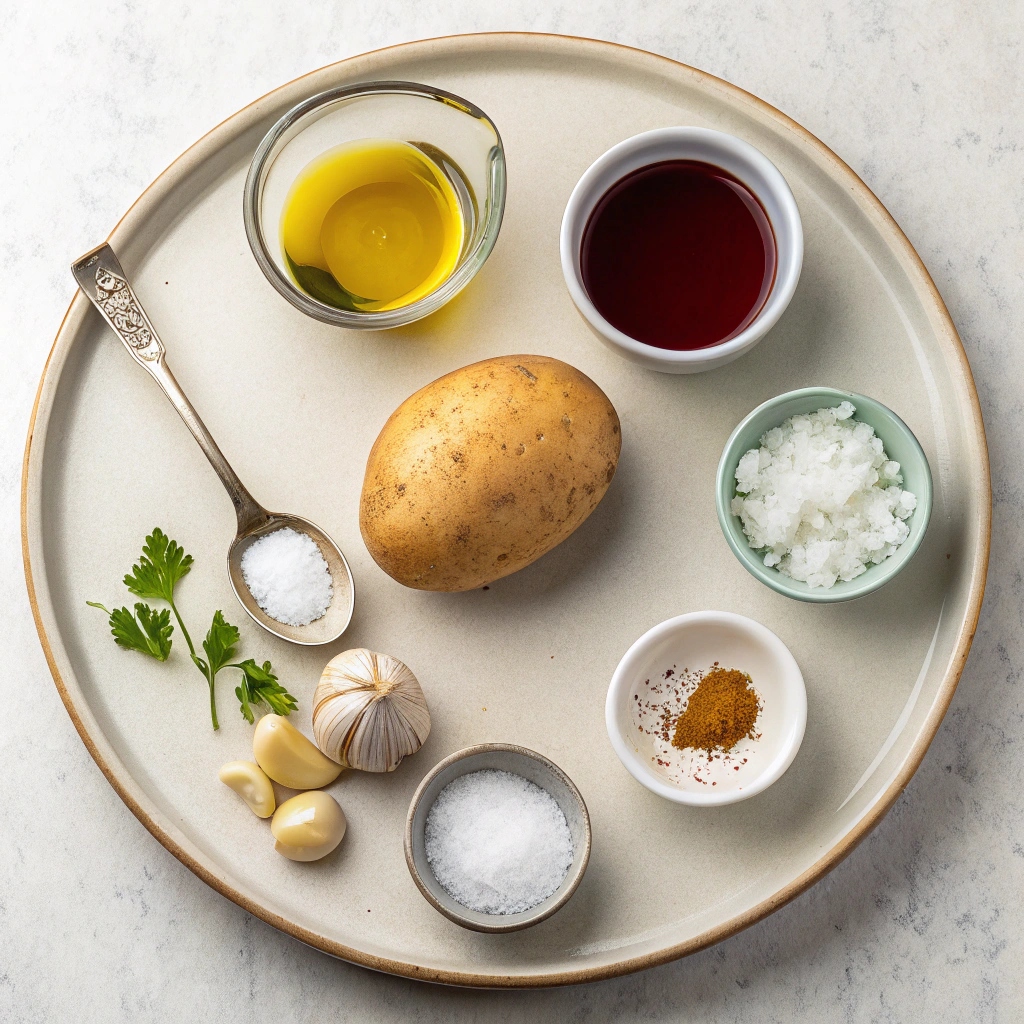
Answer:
360, 355, 621, 591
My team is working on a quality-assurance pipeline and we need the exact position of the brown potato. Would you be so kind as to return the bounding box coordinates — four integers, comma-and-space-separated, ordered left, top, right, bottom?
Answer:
360, 355, 621, 591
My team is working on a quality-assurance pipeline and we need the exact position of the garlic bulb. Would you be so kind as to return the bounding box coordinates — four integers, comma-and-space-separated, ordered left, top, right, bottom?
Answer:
313, 648, 430, 772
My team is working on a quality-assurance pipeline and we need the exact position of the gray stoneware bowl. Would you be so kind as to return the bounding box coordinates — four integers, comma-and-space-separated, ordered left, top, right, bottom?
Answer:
404, 743, 592, 933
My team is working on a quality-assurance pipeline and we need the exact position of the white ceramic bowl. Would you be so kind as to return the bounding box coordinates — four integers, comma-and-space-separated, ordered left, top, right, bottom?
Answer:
560, 127, 803, 373
606, 611, 807, 805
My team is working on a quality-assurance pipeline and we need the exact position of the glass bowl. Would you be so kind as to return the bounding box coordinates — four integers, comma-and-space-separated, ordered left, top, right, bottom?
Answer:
244, 81, 506, 329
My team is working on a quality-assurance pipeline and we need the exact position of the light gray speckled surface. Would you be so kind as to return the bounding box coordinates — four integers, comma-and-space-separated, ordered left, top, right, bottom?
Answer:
1, 2, 1020, 1020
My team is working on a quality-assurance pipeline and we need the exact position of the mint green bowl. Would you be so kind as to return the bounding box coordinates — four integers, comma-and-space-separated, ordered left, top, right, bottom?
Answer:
716, 387, 932, 603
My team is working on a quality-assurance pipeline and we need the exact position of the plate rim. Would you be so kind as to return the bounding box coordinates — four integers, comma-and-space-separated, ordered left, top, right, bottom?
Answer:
21, 31, 992, 988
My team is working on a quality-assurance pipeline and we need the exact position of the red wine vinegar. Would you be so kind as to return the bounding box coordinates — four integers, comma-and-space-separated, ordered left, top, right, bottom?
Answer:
580, 160, 776, 350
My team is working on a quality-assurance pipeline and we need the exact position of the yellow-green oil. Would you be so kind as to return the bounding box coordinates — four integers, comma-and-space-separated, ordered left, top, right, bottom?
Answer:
281, 139, 464, 312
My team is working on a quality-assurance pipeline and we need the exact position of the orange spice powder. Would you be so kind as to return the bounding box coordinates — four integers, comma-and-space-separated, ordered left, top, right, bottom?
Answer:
671, 667, 761, 755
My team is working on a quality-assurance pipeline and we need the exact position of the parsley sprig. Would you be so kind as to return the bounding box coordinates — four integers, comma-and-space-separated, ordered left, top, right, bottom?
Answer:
89, 528, 297, 730
86, 602, 174, 661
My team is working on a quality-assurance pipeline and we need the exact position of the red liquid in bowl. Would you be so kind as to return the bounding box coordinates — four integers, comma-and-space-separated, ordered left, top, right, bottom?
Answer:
580, 160, 777, 351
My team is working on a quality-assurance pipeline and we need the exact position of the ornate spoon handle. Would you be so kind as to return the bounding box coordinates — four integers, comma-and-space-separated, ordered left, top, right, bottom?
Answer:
72, 243, 269, 534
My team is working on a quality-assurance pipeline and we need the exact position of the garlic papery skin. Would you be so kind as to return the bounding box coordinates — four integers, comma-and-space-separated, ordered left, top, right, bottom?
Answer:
218, 760, 276, 818
313, 648, 431, 773
271, 791, 346, 862
253, 714, 344, 790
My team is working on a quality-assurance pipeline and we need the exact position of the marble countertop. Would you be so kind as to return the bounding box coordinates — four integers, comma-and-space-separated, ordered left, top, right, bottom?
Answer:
2, 2, 1020, 1020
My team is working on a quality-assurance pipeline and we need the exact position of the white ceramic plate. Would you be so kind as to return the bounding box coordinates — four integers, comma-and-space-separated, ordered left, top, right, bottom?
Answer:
23, 34, 989, 987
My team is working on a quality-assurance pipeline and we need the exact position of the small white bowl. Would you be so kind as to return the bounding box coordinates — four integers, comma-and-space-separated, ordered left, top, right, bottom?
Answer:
560, 127, 803, 373
606, 611, 806, 805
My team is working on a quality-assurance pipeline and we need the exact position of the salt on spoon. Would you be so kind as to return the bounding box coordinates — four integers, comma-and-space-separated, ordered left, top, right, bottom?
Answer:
241, 528, 333, 626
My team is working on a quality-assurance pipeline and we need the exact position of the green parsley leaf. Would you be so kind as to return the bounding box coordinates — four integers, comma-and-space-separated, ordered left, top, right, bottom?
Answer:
136, 605, 174, 660
232, 659, 297, 723
202, 611, 240, 676
88, 601, 173, 661
123, 527, 193, 604
235, 679, 253, 724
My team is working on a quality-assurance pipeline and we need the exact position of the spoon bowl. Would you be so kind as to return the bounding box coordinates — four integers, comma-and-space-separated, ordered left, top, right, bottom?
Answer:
72, 243, 355, 646
228, 513, 355, 645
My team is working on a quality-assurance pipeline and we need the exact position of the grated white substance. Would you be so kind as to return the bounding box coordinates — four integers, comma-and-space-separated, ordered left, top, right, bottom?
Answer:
424, 769, 574, 916
731, 401, 917, 589
240, 527, 333, 626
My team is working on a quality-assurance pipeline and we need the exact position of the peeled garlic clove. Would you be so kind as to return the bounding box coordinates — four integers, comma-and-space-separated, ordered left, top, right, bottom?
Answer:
313, 648, 431, 773
218, 760, 276, 818
253, 714, 343, 790
271, 791, 346, 862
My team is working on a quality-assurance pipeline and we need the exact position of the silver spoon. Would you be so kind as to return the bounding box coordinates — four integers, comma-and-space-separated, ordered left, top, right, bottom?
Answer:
72, 243, 355, 646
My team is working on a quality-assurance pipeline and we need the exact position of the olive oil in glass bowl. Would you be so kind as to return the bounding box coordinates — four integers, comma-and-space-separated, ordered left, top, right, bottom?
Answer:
245, 82, 506, 329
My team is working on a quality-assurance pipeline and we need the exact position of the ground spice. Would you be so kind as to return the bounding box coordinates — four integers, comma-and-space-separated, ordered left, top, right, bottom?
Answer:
671, 667, 760, 754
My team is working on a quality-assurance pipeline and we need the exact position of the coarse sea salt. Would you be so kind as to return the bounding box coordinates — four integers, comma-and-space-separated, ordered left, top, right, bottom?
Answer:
424, 769, 574, 916
731, 401, 917, 589
240, 527, 333, 626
